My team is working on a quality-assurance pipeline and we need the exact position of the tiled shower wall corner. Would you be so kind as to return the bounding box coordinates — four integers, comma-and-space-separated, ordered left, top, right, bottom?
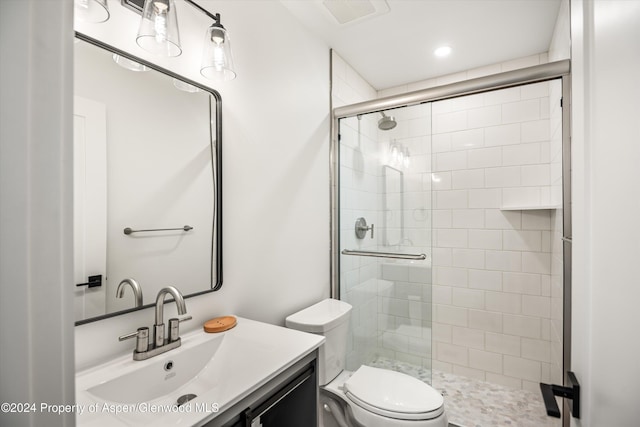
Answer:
430, 80, 562, 392
331, 51, 377, 109
339, 113, 385, 369
332, 51, 380, 370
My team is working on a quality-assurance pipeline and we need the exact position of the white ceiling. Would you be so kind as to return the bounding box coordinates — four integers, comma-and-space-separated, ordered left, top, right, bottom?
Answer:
280, 0, 562, 90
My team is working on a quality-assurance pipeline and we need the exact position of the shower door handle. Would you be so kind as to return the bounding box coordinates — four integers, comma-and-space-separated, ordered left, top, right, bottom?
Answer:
540, 371, 580, 419
355, 217, 374, 239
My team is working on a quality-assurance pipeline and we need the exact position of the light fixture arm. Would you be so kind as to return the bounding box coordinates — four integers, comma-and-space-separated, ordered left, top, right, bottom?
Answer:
183, 0, 221, 24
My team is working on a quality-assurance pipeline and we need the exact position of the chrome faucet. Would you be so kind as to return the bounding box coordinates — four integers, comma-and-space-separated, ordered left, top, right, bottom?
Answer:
119, 286, 191, 361
116, 278, 144, 308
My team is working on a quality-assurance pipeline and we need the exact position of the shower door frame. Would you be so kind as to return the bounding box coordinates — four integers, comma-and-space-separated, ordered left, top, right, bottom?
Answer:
330, 59, 572, 423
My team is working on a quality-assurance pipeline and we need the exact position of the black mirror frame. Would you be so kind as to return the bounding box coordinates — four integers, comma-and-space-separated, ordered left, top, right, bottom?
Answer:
74, 32, 223, 326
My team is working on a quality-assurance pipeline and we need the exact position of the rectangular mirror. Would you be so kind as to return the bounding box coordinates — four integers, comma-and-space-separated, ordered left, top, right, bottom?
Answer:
73, 34, 222, 325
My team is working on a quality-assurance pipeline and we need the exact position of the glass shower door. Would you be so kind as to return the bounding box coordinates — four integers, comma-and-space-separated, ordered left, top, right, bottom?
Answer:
334, 70, 568, 427
337, 103, 434, 383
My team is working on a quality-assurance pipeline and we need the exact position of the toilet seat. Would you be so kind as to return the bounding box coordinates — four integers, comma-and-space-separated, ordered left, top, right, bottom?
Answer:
343, 366, 444, 421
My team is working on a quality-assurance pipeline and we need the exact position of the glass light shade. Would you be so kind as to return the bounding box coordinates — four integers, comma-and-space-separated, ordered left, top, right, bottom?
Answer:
74, 0, 110, 23
389, 143, 399, 163
136, 0, 182, 57
200, 25, 236, 81
173, 79, 201, 93
112, 54, 149, 72
403, 148, 410, 169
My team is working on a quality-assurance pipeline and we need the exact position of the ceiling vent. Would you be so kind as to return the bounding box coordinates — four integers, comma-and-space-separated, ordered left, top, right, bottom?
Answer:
322, 0, 389, 25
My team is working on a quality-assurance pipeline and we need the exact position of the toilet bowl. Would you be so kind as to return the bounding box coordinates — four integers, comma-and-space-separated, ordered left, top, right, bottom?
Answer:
286, 299, 448, 427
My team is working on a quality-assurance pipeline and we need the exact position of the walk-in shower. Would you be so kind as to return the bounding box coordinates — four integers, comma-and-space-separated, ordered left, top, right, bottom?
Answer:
331, 60, 571, 427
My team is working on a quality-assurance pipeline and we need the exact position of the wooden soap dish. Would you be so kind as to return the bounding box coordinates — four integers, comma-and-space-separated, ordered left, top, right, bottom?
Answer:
203, 316, 237, 333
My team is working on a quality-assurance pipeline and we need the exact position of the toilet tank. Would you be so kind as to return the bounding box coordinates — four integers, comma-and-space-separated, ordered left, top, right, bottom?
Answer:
286, 299, 352, 386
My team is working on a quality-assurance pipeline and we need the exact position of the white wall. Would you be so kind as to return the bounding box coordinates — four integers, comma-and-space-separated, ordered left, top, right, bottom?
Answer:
75, 0, 330, 369
0, 1, 75, 426
570, 0, 640, 425
212, 0, 330, 323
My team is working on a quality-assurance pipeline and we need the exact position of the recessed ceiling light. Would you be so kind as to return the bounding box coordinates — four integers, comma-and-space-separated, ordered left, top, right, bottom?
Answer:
434, 46, 452, 58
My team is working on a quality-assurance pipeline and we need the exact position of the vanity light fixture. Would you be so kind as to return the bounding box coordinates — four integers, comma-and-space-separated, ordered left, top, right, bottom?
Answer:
387, 140, 411, 170
74, 0, 110, 23
199, 13, 237, 81
114, 0, 237, 80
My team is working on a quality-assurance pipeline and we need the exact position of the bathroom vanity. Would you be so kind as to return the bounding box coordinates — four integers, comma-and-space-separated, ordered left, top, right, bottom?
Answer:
75, 317, 324, 426
206, 352, 317, 427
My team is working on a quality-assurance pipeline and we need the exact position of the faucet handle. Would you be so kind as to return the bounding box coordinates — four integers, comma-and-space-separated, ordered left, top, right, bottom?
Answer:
119, 331, 138, 341
119, 327, 149, 353
168, 316, 192, 342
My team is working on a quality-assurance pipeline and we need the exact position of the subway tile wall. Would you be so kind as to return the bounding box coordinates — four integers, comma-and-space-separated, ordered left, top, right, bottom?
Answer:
430, 81, 562, 392
432, 82, 556, 209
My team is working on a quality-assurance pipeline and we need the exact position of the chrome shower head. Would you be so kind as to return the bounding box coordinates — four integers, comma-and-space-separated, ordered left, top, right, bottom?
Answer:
378, 112, 397, 130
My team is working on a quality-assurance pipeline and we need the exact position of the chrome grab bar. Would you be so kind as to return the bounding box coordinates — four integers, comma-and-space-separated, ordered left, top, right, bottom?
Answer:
124, 225, 193, 235
341, 249, 427, 260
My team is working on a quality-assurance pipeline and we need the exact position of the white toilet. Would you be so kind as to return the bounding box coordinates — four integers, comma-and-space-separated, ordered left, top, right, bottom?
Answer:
286, 298, 448, 427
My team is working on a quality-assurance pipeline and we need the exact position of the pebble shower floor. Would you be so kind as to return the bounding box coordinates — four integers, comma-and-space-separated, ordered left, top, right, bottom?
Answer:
370, 357, 560, 427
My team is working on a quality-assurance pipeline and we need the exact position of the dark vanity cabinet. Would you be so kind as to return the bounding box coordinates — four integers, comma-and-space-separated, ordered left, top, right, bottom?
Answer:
202, 351, 318, 427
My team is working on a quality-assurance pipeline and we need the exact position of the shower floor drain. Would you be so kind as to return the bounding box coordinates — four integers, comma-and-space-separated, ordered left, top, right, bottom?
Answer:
177, 393, 197, 407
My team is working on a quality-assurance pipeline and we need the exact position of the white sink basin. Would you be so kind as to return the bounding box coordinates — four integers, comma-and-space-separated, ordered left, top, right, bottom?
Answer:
76, 316, 324, 426
88, 333, 225, 404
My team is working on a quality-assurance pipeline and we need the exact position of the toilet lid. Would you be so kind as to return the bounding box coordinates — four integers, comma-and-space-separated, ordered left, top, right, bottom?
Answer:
344, 366, 444, 420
